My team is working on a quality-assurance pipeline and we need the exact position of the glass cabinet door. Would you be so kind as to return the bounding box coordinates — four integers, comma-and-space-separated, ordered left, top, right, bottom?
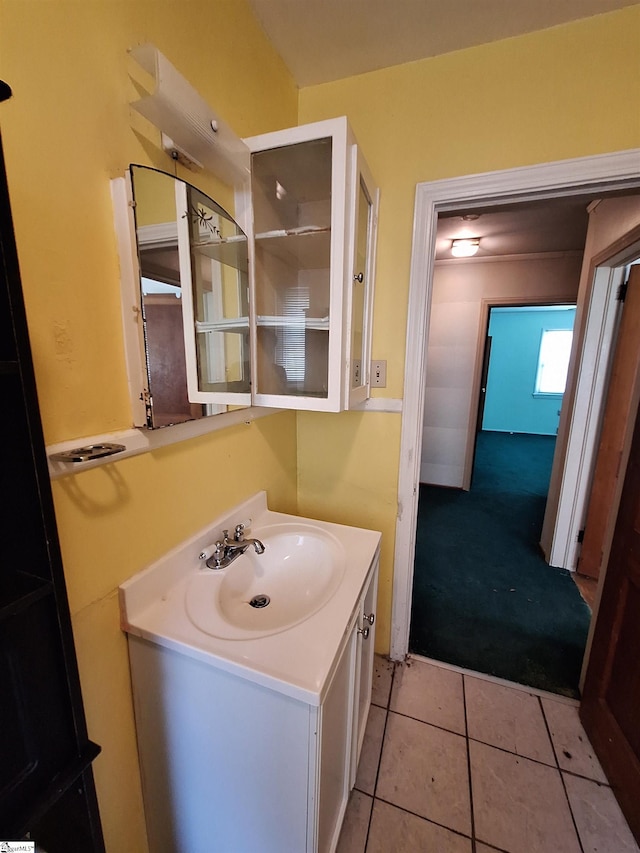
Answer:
346, 148, 379, 409
126, 165, 252, 428
177, 181, 252, 406
247, 119, 350, 412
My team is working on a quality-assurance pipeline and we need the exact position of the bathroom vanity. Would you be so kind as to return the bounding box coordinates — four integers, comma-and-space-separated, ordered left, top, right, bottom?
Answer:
120, 493, 380, 853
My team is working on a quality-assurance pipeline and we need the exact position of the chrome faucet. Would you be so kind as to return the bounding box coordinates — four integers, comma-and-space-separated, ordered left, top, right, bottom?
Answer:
204, 523, 265, 570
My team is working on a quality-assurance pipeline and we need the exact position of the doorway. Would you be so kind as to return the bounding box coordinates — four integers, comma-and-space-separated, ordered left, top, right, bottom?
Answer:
390, 149, 640, 664
411, 301, 586, 694
471, 303, 577, 481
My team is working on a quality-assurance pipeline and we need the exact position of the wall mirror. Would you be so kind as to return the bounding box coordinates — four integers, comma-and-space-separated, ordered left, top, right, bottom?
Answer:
129, 165, 251, 428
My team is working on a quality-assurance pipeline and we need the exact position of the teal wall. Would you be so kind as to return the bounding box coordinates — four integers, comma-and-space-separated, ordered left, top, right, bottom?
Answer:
483, 306, 576, 435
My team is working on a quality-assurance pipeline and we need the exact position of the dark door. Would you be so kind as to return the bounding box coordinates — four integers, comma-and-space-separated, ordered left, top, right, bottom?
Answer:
580, 354, 640, 844
477, 333, 492, 433
468, 329, 492, 488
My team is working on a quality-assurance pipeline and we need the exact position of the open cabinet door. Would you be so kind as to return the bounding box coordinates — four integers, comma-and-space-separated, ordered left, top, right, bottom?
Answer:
176, 179, 252, 408
580, 373, 640, 844
578, 265, 640, 579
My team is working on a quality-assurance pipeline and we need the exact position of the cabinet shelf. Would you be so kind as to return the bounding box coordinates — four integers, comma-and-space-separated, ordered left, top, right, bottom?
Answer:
256, 315, 329, 331
255, 227, 330, 270
191, 234, 248, 272
195, 317, 249, 334
0, 359, 19, 374
0, 571, 53, 623
9, 742, 102, 840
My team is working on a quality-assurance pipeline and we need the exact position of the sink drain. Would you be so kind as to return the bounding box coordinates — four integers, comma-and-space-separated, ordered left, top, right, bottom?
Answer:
249, 594, 270, 609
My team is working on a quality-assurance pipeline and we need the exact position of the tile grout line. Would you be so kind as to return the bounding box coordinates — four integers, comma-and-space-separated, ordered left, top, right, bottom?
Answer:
462, 675, 477, 853
539, 695, 586, 853
363, 661, 396, 852
382, 701, 588, 777
369, 794, 474, 845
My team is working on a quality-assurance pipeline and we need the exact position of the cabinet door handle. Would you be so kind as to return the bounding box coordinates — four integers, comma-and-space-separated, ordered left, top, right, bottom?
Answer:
358, 627, 370, 639
353, 272, 364, 283
364, 612, 375, 625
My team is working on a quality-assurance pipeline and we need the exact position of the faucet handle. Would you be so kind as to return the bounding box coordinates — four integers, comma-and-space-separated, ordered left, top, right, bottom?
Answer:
233, 518, 252, 541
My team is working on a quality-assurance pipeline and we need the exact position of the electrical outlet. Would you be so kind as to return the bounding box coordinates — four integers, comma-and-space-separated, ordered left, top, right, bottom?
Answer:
371, 359, 387, 388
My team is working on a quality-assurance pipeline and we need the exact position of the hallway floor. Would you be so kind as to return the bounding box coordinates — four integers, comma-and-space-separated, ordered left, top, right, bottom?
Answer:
411, 433, 591, 697
338, 656, 638, 853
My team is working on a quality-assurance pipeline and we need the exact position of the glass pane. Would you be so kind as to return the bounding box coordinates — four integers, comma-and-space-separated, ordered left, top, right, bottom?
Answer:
252, 138, 332, 398
351, 177, 372, 389
185, 184, 250, 395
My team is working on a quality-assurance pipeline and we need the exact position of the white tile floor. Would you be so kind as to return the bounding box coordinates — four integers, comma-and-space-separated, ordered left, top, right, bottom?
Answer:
338, 656, 639, 853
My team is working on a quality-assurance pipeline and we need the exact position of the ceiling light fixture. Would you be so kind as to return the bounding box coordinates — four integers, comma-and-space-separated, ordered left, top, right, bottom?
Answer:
128, 43, 250, 185
451, 238, 480, 258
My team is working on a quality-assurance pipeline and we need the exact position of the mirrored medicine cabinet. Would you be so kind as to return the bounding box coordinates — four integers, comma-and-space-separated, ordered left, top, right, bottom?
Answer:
113, 117, 379, 430
127, 165, 250, 428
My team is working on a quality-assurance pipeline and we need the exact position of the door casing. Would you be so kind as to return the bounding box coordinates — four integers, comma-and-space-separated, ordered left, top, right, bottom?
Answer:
391, 148, 640, 661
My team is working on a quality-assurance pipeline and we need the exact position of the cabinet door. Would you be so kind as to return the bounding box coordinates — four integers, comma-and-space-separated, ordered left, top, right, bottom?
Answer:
246, 118, 351, 412
176, 180, 253, 407
316, 623, 357, 852
352, 557, 379, 784
116, 166, 253, 428
345, 147, 379, 409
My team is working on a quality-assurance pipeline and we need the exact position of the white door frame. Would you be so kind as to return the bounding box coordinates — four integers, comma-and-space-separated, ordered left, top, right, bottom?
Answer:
390, 148, 640, 661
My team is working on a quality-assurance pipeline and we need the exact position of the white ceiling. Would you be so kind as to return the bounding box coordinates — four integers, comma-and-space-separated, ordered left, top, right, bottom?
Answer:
247, 0, 636, 87
435, 197, 590, 261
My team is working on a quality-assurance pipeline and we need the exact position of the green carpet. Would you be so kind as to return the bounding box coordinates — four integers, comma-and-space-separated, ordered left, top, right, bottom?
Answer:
410, 431, 591, 697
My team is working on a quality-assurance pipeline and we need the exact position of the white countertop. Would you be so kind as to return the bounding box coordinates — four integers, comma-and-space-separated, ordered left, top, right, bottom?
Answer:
119, 492, 381, 705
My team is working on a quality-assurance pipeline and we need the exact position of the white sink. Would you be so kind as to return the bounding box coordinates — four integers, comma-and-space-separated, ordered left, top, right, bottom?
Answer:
186, 523, 346, 640
119, 491, 381, 703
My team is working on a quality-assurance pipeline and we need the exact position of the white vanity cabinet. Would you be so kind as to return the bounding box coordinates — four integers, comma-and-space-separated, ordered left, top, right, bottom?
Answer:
245, 117, 379, 412
126, 550, 379, 853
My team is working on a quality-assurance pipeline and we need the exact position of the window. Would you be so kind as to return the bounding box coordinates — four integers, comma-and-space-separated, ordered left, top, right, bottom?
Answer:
535, 329, 573, 395
276, 285, 310, 384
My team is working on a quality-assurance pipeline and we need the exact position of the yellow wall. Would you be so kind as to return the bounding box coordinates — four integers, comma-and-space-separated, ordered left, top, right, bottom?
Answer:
2, 3, 640, 849
1, 2, 297, 851
296, 6, 640, 653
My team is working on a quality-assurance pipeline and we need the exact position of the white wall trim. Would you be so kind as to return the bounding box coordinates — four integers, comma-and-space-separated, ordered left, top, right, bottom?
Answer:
353, 397, 402, 413
547, 266, 623, 568
391, 148, 640, 662
548, 235, 640, 568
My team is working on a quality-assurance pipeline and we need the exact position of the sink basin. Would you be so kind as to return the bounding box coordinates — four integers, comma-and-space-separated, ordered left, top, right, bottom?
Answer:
185, 522, 346, 640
